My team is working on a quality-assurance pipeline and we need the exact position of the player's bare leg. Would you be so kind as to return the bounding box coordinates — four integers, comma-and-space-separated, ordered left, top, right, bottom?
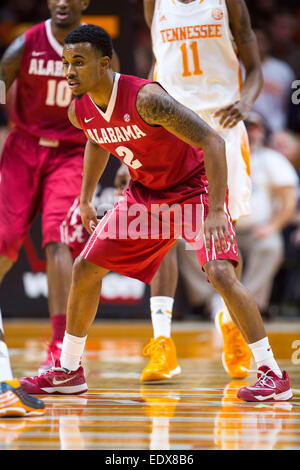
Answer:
46, 242, 73, 320
0, 256, 13, 283
144, 241, 250, 381
151, 243, 178, 301
216, 226, 243, 318
204, 259, 292, 402
141, 242, 181, 382
204, 260, 266, 343
64, 257, 107, 339
204, 259, 279, 370
38, 242, 74, 372
214, 246, 252, 379
19, 257, 107, 395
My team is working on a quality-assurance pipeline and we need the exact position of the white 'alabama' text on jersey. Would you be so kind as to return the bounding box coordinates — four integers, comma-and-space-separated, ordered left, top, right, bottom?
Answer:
151, 0, 241, 114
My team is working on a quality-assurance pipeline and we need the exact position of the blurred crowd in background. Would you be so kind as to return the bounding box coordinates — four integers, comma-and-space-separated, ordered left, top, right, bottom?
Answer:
0, 0, 300, 319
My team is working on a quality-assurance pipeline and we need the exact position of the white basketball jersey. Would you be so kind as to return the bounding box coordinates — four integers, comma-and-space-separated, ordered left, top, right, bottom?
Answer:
151, 0, 241, 115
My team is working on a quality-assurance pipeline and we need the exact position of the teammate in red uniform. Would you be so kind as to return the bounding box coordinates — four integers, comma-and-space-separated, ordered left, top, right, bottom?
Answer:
0, 1, 119, 415
20, 25, 293, 402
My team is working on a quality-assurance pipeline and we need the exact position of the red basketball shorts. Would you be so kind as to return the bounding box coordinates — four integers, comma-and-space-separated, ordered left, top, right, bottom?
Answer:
80, 191, 239, 284
0, 128, 86, 261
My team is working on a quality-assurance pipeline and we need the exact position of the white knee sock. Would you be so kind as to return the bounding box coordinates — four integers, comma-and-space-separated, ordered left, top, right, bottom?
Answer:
248, 337, 282, 378
150, 296, 174, 339
60, 332, 87, 372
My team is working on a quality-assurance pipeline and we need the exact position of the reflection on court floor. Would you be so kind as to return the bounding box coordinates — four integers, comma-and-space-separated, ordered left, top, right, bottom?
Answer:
1, 320, 300, 450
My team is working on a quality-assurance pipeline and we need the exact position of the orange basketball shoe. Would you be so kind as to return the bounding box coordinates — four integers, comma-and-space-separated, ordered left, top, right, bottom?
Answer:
140, 336, 181, 382
0, 379, 45, 417
215, 311, 252, 379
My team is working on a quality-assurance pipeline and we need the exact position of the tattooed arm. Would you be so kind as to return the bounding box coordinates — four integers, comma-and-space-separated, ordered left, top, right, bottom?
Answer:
136, 83, 233, 252
214, 0, 263, 128
0, 35, 25, 91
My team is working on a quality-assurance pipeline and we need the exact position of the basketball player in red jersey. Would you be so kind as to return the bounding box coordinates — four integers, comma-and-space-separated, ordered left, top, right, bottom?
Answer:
139, 0, 263, 383
20, 25, 292, 402
0, 1, 119, 414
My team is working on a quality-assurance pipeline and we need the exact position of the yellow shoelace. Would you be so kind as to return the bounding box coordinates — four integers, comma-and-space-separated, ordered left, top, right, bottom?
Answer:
142, 338, 168, 366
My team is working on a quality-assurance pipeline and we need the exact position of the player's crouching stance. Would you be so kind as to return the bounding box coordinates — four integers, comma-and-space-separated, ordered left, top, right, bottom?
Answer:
19, 25, 293, 403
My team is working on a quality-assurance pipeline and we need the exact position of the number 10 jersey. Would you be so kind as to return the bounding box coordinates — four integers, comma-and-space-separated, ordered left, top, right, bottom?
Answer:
11, 19, 86, 145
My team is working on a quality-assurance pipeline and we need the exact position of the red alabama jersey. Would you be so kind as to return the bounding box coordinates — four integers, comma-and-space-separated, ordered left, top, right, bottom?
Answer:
75, 73, 207, 194
11, 20, 85, 144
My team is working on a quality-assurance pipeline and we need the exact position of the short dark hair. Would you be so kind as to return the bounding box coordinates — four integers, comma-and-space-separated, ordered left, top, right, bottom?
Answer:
64, 24, 113, 58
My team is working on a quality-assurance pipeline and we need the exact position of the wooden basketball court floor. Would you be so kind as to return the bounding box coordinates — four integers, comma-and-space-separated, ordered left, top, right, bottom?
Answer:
1, 319, 300, 451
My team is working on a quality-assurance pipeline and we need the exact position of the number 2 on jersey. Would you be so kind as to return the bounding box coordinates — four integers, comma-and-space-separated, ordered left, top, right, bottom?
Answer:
116, 146, 142, 170
180, 41, 203, 77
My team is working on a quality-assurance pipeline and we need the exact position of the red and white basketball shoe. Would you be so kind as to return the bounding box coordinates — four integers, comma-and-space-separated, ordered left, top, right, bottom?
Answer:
237, 366, 293, 402
19, 362, 87, 395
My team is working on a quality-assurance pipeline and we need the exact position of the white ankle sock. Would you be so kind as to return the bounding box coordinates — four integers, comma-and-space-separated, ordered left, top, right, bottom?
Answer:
248, 337, 282, 378
0, 340, 13, 381
60, 332, 87, 371
150, 296, 174, 339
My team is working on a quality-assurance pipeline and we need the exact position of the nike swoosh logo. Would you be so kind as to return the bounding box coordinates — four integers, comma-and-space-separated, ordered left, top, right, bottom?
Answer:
32, 51, 46, 57
84, 117, 95, 123
52, 375, 77, 386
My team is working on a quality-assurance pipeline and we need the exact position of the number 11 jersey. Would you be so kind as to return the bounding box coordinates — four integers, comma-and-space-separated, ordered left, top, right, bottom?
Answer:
151, 0, 241, 114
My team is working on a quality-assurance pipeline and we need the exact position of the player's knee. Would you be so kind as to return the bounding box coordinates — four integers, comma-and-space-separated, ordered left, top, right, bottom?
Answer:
72, 256, 91, 285
205, 260, 236, 294
45, 241, 70, 260
72, 256, 105, 289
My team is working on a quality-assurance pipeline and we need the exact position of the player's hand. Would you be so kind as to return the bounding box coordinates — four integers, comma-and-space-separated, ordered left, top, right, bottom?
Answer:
200, 209, 234, 254
114, 163, 130, 196
214, 100, 252, 128
80, 201, 98, 235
